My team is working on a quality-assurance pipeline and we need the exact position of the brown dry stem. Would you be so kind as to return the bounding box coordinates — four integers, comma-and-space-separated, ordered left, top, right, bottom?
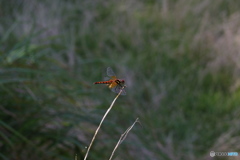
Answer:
109, 118, 140, 160
83, 85, 126, 160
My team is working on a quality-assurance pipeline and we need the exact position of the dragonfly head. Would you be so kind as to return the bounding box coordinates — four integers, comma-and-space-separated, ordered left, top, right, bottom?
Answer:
120, 79, 125, 84
115, 79, 125, 86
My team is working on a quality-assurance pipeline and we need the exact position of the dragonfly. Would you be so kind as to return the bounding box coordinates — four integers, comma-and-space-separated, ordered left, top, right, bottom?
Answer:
94, 67, 126, 95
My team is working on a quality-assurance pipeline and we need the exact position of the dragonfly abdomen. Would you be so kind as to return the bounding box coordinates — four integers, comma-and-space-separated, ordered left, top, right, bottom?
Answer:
94, 81, 112, 84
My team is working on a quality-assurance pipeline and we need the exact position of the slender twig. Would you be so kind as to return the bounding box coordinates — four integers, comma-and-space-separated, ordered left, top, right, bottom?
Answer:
109, 118, 140, 160
84, 85, 126, 160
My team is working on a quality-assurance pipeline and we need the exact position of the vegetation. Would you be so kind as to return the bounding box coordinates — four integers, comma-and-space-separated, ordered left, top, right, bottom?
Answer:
1, 0, 240, 159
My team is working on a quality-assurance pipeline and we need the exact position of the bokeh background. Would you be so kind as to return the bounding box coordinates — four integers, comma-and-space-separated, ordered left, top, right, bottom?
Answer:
1, 0, 240, 160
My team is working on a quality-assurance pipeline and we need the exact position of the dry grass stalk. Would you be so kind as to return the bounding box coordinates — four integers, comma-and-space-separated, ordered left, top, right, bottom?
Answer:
109, 118, 140, 160
84, 85, 126, 160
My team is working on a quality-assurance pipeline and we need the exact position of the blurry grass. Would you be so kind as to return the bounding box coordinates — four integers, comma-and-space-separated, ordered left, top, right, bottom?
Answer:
1, 0, 240, 159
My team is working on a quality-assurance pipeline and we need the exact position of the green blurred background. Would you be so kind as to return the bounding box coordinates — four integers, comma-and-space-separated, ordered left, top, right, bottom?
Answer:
1, 0, 240, 159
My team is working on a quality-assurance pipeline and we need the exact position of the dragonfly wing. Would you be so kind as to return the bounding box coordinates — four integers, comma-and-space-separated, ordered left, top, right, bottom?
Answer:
111, 85, 126, 95
120, 88, 126, 95
107, 67, 116, 78
104, 77, 110, 81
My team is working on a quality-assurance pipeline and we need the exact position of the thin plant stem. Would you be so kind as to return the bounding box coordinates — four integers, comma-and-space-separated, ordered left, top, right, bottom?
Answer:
83, 85, 126, 160
109, 118, 140, 160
